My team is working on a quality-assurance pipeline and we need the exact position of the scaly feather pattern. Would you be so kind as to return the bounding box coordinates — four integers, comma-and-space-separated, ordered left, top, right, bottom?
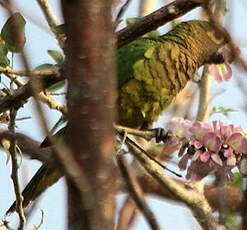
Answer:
117, 20, 224, 128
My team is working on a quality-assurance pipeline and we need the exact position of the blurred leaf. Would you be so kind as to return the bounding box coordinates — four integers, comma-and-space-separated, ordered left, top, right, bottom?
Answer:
34, 63, 54, 71
54, 24, 65, 36
210, 106, 237, 117
54, 24, 66, 41
226, 214, 241, 229
170, 20, 179, 28
227, 172, 242, 187
0, 41, 9, 67
1, 13, 26, 53
34, 63, 65, 91
114, 19, 123, 28
47, 50, 64, 64
47, 80, 65, 92
126, 17, 139, 25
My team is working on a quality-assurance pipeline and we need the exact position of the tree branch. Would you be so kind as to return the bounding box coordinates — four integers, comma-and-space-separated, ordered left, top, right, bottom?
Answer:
196, 66, 212, 122
0, 66, 63, 113
117, 156, 161, 230
0, 130, 54, 163
36, 0, 64, 48
117, 0, 208, 48
116, 196, 138, 230
8, 108, 26, 229
125, 136, 221, 230
137, 174, 242, 214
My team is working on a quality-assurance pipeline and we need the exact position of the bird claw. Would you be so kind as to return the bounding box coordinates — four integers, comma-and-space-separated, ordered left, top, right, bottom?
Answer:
148, 128, 168, 143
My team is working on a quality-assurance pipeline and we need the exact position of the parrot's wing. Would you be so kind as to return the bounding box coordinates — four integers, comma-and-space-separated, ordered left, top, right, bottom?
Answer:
117, 38, 161, 87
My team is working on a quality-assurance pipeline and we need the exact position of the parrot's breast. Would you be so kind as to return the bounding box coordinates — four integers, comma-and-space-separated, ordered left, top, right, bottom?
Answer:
117, 42, 196, 128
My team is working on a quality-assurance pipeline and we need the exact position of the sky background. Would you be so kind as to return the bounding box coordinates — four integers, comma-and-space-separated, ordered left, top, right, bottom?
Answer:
0, 0, 247, 229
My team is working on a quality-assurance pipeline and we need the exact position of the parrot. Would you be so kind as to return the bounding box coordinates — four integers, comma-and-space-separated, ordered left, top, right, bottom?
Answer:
6, 20, 227, 214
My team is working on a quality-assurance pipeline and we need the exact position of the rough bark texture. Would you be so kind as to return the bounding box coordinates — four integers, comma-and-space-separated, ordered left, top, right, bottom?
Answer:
61, 1, 116, 230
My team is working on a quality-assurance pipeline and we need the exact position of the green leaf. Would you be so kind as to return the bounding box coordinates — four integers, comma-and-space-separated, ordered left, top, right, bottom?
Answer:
126, 17, 140, 25
113, 19, 123, 28
210, 106, 237, 118
47, 80, 65, 92
0, 41, 9, 67
226, 172, 242, 187
225, 214, 240, 229
54, 24, 65, 36
34, 63, 54, 71
47, 50, 64, 64
1, 13, 26, 53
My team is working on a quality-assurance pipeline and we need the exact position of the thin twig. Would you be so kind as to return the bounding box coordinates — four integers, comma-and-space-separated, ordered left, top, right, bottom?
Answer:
0, 130, 55, 163
0, 220, 13, 230
115, 0, 132, 23
37, 92, 67, 114
0, 67, 64, 113
116, 196, 138, 230
0, 65, 60, 77
117, 131, 182, 177
36, 0, 59, 28
32, 210, 44, 230
4, 70, 67, 115
117, 155, 161, 230
36, 0, 64, 48
8, 108, 26, 229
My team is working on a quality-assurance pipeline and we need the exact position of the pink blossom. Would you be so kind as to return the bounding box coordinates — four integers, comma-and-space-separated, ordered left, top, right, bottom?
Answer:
223, 148, 233, 158
199, 151, 210, 162
189, 122, 212, 140
209, 63, 232, 83
167, 118, 247, 181
168, 118, 192, 138
189, 140, 202, 149
202, 132, 221, 153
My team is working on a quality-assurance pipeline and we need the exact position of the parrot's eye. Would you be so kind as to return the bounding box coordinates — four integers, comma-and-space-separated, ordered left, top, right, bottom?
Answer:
206, 30, 225, 45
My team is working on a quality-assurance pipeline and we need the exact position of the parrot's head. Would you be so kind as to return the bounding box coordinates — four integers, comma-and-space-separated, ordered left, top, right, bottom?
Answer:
185, 20, 231, 66
194, 20, 235, 65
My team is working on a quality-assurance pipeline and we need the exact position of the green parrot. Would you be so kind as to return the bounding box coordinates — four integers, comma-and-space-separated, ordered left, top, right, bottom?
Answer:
6, 20, 226, 214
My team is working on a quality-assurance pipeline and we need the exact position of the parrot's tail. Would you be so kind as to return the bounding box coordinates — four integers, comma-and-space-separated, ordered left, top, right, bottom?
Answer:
6, 162, 62, 215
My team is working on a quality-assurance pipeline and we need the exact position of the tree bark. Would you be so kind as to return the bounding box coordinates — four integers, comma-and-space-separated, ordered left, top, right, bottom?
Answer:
61, 1, 116, 230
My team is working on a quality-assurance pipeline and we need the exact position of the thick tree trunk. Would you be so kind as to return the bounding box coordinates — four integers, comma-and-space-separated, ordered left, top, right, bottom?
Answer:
61, 1, 116, 230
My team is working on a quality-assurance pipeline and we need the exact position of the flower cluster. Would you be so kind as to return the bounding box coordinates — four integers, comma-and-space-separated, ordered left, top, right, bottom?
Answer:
167, 118, 247, 181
